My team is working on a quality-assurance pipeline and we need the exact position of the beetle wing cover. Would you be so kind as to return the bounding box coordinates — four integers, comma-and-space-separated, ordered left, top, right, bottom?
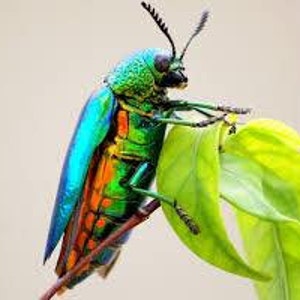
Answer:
44, 87, 116, 262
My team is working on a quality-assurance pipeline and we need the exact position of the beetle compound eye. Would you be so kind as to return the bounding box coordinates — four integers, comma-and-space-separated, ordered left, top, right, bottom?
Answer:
154, 55, 171, 73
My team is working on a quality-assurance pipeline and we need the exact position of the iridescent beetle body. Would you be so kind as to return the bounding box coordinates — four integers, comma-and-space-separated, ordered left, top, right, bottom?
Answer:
44, 3, 249, 290
54, 49, 173, 285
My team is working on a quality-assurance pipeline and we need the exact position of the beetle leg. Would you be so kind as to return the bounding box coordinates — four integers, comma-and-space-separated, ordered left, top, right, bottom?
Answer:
189, 107, 215, 118
167, 100, 251, 115
152, 113, 227, 128
127, 162, 200, 234
128, 162, 174, 206
131, 186, 200, 235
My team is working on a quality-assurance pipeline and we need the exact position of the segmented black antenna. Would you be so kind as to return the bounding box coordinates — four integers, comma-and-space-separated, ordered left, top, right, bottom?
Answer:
141, 2, 176, 59
180, 10, 209, 60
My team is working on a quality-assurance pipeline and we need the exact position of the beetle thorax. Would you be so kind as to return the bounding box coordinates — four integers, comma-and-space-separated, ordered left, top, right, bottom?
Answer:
106, 49, 171, 104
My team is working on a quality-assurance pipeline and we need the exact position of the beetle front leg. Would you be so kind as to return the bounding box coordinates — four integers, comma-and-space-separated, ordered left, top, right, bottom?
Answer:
167, 99, 251, 115
153, 113, 227, 128
128, 162, 200, 235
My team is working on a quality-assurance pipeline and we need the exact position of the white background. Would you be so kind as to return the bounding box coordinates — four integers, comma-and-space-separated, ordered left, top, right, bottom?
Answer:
0, 0, 299, 299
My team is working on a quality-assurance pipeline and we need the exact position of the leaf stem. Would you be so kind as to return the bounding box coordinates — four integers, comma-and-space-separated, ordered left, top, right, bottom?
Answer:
40, 200, 161, 300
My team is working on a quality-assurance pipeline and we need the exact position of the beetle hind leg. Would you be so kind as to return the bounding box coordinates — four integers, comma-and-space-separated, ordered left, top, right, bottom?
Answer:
128, 162, 200, 235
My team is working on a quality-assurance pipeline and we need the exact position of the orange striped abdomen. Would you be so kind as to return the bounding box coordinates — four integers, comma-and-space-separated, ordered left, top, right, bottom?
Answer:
55, 109, 151, 283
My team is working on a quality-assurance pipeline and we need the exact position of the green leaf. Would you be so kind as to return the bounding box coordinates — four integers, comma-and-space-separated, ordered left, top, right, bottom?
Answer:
237, 213, 300, 300
220, 153, 300, 223
157, 123, 268, 280
224, 119, 300, 219
223, 119, 300, 300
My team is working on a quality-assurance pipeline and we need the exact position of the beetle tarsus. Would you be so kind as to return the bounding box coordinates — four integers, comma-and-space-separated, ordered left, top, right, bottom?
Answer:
216, 105, 251, 114
173, 201, 200, 235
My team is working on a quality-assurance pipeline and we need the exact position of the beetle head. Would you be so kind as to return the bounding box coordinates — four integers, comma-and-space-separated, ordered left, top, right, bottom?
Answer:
141, 2, 209, 90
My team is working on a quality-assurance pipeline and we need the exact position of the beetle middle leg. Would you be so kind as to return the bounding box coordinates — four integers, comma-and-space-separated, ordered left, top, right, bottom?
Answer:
127, 162, 200, 235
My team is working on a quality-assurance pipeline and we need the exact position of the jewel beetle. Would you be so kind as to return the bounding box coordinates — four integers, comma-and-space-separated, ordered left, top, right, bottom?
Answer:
44, 2, 250, 290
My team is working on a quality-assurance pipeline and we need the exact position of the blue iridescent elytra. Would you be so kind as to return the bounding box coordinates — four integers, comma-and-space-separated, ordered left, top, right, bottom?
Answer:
45, 87, 116, 260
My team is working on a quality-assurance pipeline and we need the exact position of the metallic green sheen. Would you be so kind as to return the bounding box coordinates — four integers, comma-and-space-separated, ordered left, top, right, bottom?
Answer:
100, 103, 168, 219
46, 46, 177, 286
107, 48, 170, 101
